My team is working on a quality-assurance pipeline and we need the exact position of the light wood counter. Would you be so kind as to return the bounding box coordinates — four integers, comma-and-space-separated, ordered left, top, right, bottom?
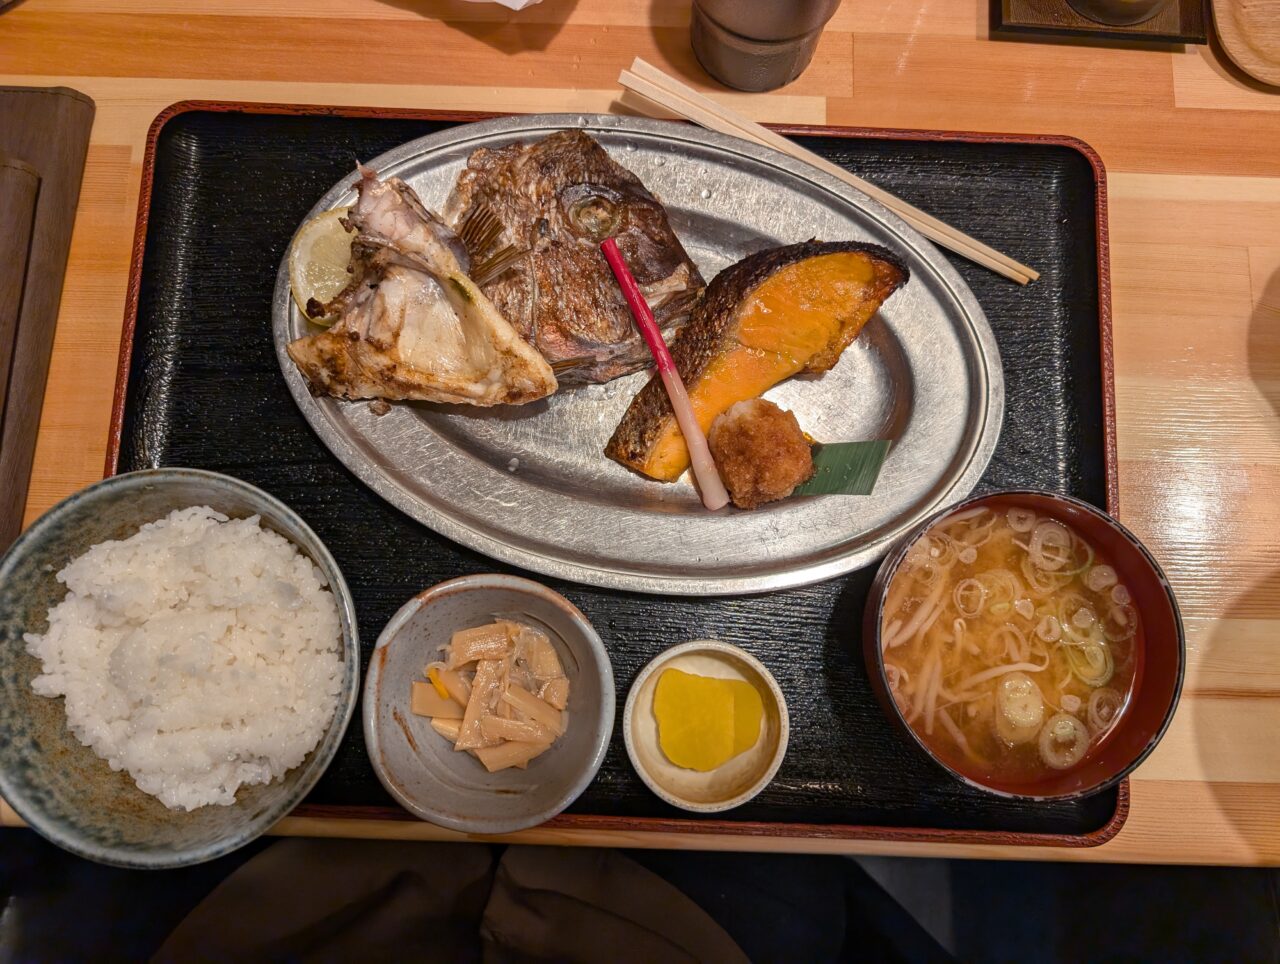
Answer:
2, 0, 1279, 865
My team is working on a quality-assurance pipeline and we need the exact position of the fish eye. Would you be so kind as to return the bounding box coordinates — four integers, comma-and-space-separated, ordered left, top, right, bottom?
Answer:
560, 183, 623, 242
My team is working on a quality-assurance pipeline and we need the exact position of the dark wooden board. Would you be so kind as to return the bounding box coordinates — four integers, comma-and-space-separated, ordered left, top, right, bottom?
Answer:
113, 104, 1123, 846
0, 156, 39, 452
0, 87, 95, 552
995, 0, 1207, 44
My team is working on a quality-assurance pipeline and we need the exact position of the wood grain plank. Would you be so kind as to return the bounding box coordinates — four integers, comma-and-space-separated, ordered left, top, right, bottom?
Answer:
1115, 379, 1280, 462
1111, 174, 1280, 247
20, 0, 883, 32
0, 12, 852, 97
0, 75, 828, 139
1111, 242, 1253, 319
840, 0, 981, 36
1183, 617, 1280, 694
14, 781, 1276, 867
1173, 48, 1280, 112
1114, 313, 1276, 380
850, 33, 1176, 109
28, 0, 690, 26
827, 98, 1280, 177
1117, 461, 1280, 619
1133, 698, 1280, 783
16, 0, 915, 35
1250, 247, 1280, 312
22, 144, 135, 526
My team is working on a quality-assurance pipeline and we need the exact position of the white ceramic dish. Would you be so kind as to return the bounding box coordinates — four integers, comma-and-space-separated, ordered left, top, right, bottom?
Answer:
623, 639, 788, 813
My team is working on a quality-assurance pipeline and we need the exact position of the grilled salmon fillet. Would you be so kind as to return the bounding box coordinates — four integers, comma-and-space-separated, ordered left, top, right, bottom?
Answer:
606, 241, 909, 482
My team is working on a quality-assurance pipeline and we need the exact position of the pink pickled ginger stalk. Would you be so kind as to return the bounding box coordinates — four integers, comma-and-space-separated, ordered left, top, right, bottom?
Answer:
600, 238, 729, 511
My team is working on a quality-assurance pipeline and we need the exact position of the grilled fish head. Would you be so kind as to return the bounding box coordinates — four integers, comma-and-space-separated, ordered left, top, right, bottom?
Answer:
447, 130, 705, 384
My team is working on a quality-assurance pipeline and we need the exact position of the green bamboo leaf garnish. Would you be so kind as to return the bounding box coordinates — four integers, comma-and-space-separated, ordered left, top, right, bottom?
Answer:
791, 440, 891, 497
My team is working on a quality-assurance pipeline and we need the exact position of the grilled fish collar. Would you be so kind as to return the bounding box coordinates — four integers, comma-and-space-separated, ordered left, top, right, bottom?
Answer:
286, 169, 557, 407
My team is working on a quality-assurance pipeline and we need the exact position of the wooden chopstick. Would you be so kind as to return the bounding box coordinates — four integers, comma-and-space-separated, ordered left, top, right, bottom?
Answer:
620, 59, 1038, 286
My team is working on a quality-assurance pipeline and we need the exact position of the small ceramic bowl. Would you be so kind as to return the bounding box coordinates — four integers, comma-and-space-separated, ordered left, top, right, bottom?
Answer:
363, 574, 614, 834
624, 640, 789, 813
864, 489, 1184, 800
0, 468, 360, 868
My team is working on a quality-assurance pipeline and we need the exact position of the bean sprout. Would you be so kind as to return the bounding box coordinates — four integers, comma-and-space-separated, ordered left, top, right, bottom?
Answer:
884, 578, 947, 649
882, 619, 903, 652
957, 516, 998, 548
955, 654, 1051, 691
992, 624, 1029, 662
937, 706, 985, 763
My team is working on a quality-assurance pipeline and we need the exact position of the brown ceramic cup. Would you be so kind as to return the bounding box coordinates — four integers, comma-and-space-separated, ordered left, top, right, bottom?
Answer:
691, 0, 842, 92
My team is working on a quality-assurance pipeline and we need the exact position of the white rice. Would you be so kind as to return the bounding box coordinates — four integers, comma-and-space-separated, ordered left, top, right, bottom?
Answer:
24, 506, 344, 811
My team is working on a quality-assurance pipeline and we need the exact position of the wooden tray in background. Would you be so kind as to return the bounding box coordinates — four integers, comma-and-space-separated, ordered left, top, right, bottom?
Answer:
995, 0, 1208, 44
112, 103, 1122, 848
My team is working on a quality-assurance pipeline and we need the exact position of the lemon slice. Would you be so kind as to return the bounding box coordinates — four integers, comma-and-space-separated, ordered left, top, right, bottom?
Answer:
288, 207, 354, 323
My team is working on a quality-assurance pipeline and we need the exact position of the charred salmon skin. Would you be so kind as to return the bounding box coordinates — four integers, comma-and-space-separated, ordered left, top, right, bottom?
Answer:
605, 241, 909, 482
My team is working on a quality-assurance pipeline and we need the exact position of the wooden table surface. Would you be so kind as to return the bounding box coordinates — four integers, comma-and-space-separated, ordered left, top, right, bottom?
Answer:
2, 0, 1279, 866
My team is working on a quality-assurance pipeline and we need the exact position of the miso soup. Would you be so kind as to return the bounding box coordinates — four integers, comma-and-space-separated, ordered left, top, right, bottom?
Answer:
881, 502, 1140, 786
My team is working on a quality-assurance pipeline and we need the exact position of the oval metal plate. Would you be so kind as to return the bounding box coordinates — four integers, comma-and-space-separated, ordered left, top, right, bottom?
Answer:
272, 114, 1004, 596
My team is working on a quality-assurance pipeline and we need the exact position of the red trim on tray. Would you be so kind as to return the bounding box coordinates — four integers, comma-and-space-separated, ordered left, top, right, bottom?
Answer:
109, 101, 1126, 849
293, 781, 1129, 847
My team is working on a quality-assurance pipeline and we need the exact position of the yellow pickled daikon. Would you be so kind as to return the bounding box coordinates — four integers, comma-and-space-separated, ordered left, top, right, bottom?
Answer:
653, 669, 764, 771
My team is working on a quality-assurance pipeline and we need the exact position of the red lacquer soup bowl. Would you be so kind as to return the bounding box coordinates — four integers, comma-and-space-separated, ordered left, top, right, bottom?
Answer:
863, 490, 1185, 800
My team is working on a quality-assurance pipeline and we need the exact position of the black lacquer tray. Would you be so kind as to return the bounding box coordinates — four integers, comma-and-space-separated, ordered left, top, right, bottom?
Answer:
111, 104, 1121, 847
